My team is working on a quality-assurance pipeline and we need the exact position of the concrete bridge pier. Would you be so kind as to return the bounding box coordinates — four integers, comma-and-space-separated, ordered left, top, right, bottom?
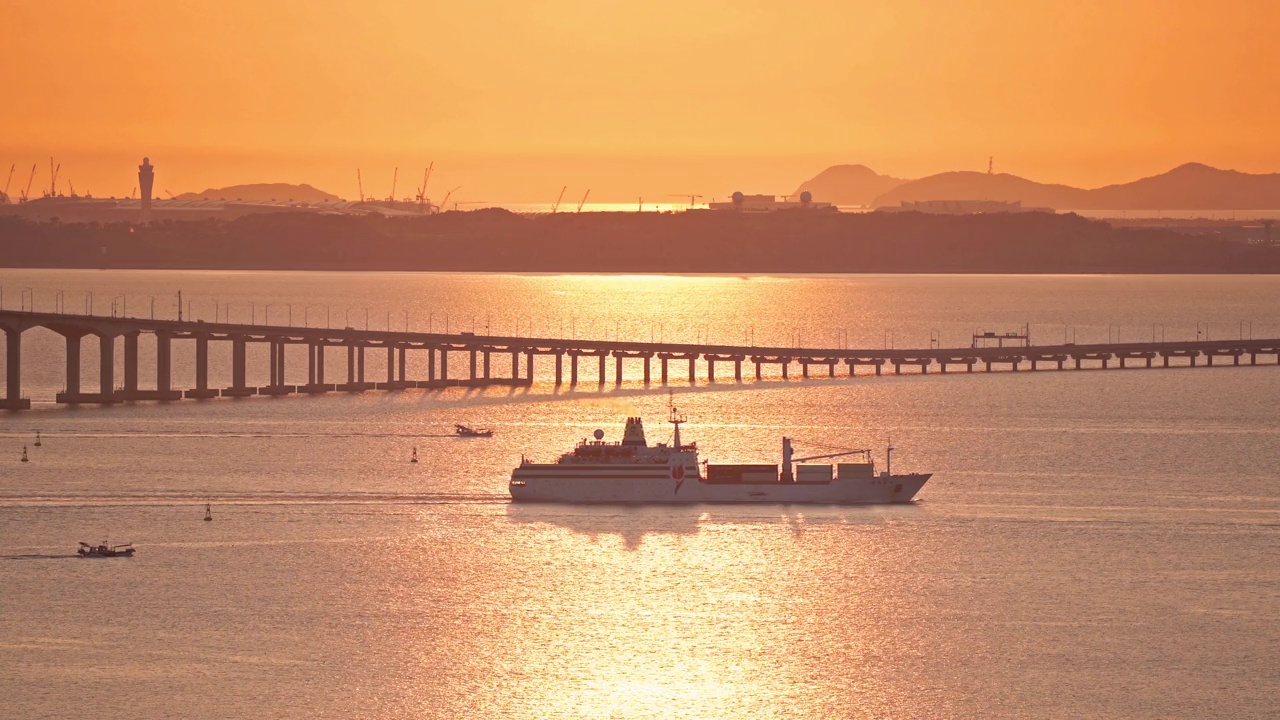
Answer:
525, 351, 534, 383
615, 355, 624, 385
512, 351, 520, 381
223, 335, 254, 397
755, 360, 762, 380
554, 352, 562, 385
735, 359, 743, 382
156, 331, 177, 397
186, 334, 219, 399
483, 349, 492, 380
644, 355, 651, 384
98, 333, 115, 401
259, 338, 295, 395
440, 348, 449, 381
688, 357, 696, 383
597, 353, 606, 385
3, 329, 29, 410
707, 359, 715, 382
570, 353, 579, 385
123, 332, 139, 396
55, 331, 84, 403
470, 349, 478, 380
660, 356, 668, 384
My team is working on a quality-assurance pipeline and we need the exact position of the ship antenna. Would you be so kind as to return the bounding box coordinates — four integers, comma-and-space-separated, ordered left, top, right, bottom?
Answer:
886, 437, 894, 477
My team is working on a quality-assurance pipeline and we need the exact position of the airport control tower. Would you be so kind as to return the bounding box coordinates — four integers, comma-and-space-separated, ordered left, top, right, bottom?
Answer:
138, 157, 154, 222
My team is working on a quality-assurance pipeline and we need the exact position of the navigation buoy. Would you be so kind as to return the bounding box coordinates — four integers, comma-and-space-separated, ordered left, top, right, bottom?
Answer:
21, 445, 29, 463
204, 502, 213, 522
410, 447, 419, 464
34, 430, 42, 447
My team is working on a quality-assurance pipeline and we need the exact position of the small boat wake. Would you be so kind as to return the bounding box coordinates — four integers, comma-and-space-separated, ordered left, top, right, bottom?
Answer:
3, 553, 83, 560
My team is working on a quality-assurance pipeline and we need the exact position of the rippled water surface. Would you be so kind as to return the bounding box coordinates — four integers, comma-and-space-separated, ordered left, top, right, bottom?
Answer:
1, 271, 1278, 719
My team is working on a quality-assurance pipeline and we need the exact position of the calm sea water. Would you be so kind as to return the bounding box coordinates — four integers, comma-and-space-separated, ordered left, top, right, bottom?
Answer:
2, 271, 1278, 719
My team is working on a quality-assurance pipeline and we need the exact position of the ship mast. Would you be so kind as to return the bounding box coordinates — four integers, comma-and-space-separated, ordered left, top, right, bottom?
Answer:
668, 399, 685, 449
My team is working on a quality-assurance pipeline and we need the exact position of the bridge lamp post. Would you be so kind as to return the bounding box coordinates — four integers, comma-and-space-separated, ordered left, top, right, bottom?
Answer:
21, 287, 34, 312
264, 304, 273, 325
364, 308, 370, 330
54, 290, 65, 314
288, 304, 293, 327
404, 310, 410, 333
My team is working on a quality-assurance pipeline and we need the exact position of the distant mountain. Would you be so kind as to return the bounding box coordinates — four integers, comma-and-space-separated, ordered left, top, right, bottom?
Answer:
869, 163, 1280, 210
792, 164, 907, 206
871, 171, 1088, 209
175, 183, 340, 202
1084, 163, 1280, 209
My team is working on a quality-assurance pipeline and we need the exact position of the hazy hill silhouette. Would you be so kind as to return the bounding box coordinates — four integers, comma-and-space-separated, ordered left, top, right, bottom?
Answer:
175, 183, 339, 202
867, 163, 1280, 210
1083, 163, 1280, 209
792, 165, 906, 206
870, 171, 1086, 209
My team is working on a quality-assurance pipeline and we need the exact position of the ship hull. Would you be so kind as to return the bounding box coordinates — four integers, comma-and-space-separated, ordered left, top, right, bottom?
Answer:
509, 468, 930, 504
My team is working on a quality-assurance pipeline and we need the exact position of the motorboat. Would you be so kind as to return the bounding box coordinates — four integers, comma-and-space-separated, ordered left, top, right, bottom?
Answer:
78, 542, 136, 558
455, 425, 494, 438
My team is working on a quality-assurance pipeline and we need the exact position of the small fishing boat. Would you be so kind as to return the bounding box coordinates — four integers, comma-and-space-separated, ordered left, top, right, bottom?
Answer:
455, 425, 494, 438
78, 542, 136, 558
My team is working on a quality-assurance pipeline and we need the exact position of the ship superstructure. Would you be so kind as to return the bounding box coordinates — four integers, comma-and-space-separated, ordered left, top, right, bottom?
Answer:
509, 410, 930, 504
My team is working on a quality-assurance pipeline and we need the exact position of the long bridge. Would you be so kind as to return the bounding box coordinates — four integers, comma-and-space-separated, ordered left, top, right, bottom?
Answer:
2, 309, 1279, 410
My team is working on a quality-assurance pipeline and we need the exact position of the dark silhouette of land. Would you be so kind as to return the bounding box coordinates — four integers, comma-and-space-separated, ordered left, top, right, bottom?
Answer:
173, 183, 340, 202
797, 162, 1280, 210
3, 210, 1278, 273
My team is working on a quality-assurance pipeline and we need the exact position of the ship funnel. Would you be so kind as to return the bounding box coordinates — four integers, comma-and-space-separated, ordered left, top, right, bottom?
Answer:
621, 417, 647, 447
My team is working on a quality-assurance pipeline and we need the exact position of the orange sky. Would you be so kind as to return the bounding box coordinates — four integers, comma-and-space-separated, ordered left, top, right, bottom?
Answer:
3, 0, 1279, 202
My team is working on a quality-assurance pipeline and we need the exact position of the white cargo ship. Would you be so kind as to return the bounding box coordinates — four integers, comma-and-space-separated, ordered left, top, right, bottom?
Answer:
509, 409, 930, 504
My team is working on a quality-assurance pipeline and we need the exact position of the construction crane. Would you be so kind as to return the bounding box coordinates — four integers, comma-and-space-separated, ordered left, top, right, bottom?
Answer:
165, 190, 175, 199
3, 164, 13, 201
21, 163, 36, 201
389, 167, 398, 202
49, 158, 60, 197
551, 185, 568, 213
452, 200, 488, 211
438, 185, 461, 213
667, 193, 703, 207
576, 189, 590, 212
416, 162, 434, 212
357, 169, 365, 202
783, 439, 879, 482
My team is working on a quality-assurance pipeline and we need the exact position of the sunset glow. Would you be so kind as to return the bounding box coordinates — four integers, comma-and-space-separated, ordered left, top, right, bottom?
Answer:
5, 1, 1280, 200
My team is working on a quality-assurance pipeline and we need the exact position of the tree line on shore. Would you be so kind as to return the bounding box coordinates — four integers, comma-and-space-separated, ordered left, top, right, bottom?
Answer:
2, 209, 1277, 273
